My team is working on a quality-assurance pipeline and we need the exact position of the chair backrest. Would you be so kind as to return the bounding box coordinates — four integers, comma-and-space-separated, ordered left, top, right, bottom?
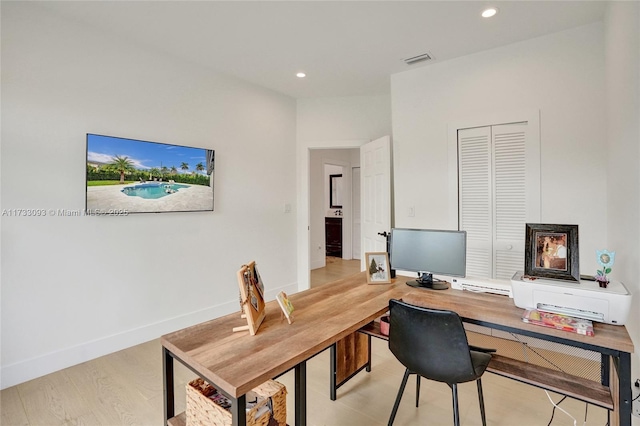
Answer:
388, 299, 478, 384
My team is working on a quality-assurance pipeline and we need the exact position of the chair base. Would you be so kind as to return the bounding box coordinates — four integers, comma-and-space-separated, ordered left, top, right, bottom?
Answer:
387, 369, 487, 426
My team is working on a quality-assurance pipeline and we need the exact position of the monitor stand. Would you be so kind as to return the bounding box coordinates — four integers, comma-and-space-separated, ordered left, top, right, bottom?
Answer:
405, 272, 449, 290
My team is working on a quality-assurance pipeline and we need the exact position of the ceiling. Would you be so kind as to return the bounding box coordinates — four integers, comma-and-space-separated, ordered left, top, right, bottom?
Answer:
37, 1, 607, 99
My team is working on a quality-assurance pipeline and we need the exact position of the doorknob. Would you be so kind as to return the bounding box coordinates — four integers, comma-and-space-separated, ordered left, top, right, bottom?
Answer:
378, 231, 389, 238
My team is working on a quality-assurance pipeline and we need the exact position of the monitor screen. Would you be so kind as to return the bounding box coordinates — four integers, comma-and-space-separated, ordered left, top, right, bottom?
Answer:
390, 228, 467, 289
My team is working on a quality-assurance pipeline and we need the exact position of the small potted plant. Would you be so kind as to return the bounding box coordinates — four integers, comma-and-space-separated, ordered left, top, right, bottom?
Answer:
595, 249, 615, 288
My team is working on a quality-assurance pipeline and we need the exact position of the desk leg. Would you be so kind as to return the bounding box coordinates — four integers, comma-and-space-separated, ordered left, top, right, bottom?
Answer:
366, 335, 372, 373
231, 394, 247, 426
330, 344, 337, 401
295, 361, 307, 426
616, 352, 632, 426
162, 347, 174, 425
601, 353, 610, 387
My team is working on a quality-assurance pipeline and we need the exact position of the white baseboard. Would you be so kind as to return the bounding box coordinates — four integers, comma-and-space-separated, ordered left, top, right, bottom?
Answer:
1, 282, 298, 390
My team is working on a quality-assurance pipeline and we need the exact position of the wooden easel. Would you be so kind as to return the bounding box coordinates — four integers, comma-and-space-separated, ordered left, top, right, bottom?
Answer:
233, 261, 266, 335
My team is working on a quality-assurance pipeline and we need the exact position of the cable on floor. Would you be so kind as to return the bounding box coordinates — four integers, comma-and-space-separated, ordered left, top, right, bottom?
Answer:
545, 393, 576, 426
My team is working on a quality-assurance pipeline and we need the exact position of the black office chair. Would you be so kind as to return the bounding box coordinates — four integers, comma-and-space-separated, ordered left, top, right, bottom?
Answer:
387, 299, 494, 426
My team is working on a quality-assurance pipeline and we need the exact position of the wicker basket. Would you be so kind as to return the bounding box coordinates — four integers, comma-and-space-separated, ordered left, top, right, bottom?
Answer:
186, 378, 287, 426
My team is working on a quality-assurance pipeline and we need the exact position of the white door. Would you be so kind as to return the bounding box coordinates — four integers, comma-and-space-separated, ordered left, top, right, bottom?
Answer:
352, 167, 361, 260
360, 136, 392, 269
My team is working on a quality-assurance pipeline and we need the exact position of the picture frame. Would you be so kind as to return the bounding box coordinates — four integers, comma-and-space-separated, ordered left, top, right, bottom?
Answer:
276, 291, 295, 324
524, 224, 579, 282
234, 261, 266, 335
329, 174, 343, 208
365, 252, 392, 284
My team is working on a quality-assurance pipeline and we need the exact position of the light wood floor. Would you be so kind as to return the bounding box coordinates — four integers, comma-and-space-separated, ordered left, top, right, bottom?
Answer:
310, 257, 361, 288
1, 259, 610, 425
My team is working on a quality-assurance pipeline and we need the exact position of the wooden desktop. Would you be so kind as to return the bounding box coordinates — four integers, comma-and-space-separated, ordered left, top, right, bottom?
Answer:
161, 272, 634, 426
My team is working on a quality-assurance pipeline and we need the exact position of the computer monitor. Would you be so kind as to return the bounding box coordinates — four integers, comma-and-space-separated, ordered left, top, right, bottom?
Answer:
390, 228, 467, 290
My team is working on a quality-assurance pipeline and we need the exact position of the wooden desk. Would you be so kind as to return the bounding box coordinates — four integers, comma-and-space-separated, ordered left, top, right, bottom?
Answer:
161, 272, 412, 426
162, 273, 634, 426
398, 285, 634, 426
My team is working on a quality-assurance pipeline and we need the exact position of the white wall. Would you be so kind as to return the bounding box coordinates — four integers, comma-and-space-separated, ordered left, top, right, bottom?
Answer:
604, 1, 640, 391
392, 23, 607, 274
297, 95, 392, 142
1, 3, 297, 388
296, 95, 391, 288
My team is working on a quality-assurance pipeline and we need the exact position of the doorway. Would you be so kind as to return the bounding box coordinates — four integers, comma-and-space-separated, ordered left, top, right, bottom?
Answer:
297, 137, 391, 291
309, 149, 359, 271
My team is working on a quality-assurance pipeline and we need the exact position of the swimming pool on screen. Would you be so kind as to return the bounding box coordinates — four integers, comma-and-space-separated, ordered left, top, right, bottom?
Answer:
121, 183, 189, 199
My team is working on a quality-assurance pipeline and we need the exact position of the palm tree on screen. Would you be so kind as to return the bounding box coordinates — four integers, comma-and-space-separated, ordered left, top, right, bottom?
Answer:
181, 162, 189, 173
109, 155, 135, 184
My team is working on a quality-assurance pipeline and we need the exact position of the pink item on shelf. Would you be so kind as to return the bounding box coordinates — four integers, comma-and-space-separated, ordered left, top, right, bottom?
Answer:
380, 315, 390, 336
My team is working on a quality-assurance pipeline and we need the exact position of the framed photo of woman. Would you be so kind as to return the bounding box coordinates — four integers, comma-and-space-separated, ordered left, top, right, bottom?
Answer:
524, 224, 579, 282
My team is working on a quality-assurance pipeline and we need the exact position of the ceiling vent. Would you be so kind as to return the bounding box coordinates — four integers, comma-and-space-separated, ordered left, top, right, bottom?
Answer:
403, 52, 433, 65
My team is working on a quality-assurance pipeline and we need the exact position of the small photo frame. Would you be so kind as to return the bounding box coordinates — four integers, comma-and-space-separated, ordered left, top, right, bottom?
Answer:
276, 291, 295, 324
525, 224, 579, 282
365, 252, 391, 284
234, 261, 266, 335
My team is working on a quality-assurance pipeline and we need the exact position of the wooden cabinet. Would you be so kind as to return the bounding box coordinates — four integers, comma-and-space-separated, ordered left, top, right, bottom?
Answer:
325, 217, 342, 258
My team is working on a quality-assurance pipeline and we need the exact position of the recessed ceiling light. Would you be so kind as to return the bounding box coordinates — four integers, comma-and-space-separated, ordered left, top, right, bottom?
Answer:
481, 7, 498, 18
296, 72, 306, 78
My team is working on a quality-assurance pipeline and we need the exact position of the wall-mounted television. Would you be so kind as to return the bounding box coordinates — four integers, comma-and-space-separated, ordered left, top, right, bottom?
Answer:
86, 134, 215, 214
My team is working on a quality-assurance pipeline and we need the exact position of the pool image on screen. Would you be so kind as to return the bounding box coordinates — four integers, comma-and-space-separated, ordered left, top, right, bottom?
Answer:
86, 134, 215, 214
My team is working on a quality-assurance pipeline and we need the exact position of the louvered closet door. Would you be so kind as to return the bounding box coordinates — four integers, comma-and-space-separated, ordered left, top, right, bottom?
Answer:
458, 123, 528, 280
492, 123, 527, 279
458, 127, 493, 278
